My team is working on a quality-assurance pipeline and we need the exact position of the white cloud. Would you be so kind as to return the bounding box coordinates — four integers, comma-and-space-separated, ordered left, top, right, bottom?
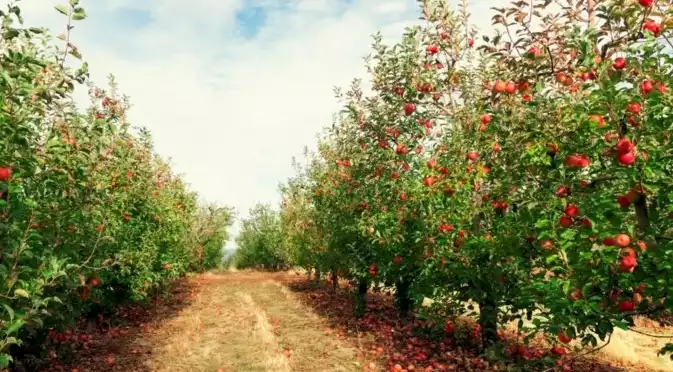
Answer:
16, 0, 499, 249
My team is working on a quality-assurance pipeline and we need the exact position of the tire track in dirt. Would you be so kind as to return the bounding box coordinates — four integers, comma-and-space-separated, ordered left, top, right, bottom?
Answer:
236, 292, 292, 372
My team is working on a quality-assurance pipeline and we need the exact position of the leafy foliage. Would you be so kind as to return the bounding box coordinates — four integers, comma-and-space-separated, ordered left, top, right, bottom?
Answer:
238, 0, 673, 368
233, 204, 287, 270
0, 2, 233, 368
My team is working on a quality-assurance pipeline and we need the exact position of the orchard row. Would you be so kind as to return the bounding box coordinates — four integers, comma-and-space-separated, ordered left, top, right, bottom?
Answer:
0, 2, 232, 369
235, 0, 673, 369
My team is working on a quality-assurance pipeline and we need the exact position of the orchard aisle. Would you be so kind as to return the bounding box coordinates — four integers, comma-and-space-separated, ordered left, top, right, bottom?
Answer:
60, 271, 672, 372
63, 272, 361, 372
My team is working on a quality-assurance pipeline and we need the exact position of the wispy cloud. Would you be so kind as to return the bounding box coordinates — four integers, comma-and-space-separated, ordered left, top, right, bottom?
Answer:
16, 0, 496, 249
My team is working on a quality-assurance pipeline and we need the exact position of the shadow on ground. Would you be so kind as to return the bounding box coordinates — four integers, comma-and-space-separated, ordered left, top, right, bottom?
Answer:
31, 278, 198, 372
27, 271, 663, 372
283, 277, 647, 372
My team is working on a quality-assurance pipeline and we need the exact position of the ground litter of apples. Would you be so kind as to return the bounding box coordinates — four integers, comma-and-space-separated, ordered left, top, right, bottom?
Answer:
50, 271, 672, 372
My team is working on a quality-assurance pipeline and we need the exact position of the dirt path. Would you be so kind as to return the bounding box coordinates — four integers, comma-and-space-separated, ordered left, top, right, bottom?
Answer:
62, 272, 359, 372
57, 271, 673, 372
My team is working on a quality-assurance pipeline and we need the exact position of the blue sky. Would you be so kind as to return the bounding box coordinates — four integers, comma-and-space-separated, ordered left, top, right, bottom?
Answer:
16, 0, 497, 250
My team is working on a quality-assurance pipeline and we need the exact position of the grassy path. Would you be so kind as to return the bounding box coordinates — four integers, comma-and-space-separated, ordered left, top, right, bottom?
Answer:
57, 271, 672, 372
62, 272, 360, 372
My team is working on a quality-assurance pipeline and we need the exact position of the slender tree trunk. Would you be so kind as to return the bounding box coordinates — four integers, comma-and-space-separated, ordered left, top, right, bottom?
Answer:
331, 270, 338, 291
355, 278, 368, 317
395, 277, 413, 320
479, 292, 499, 350
634, 192, 649, 235
313, 268, 321, 283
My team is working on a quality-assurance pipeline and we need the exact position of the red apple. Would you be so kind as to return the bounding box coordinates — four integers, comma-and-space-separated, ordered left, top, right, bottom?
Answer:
620, 255, 637, 272
565, 154, 590, 168
615, 233, 631, 248
612, 57, 626, 70
617, 195, 631, 208
656, 82, 667, 94
550, 346, 568, 355
480, 114, 492, 124
493, 80, 507, 93
466, 152, 479, 161
396, 144, 410, 155
403, 103, 415, 116
426, 44, 439, 54
639, 0, 653, 7
527, 47, 541, 58
558, 331, 572, 344
564, 204, 579, 217
641, 80, 654, 95
423, 176, 439, 187
547, 143, 559, 155
559, 215, 573, 228
618, 300, 635, 312
541, 240, 554, 250
569, 288, 582, 301
617, 151, 636, 166
0, 167, 11, 182
556, 186, 569, 197
505, 81, 517, 94
615, 138, 634, 153
589, 115, 605, 127
627, 102, 641, 114
439, 224, 454, 233
444, 320, 455, 333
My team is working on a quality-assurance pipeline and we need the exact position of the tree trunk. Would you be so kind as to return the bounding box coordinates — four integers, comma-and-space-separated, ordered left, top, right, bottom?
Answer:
314, 268, 321, 283
331, 270, 338, 291
634, 191, 649, 235
479, 292, 499, 350
395, 277, 413, 320
355, 278, 368, 317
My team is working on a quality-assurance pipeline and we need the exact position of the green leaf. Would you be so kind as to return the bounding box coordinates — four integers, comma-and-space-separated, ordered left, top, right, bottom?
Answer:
1, 70, 14, 89
614, 320, 629, 330
535, 219, 550, 228
55, 4, 70, 16
6, 318, 25, 335
69, 48, 82, 59
0, 354, 12, 368
69, 0, 80, 6
72, 7, 87, 21
2, 304, 14, 320
14, 289, 29, 298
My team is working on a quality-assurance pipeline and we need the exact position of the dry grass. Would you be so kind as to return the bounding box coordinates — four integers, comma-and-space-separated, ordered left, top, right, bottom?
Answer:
62, 271, 360, 372
59, 272, 673, 372
421, 297, 673, 371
